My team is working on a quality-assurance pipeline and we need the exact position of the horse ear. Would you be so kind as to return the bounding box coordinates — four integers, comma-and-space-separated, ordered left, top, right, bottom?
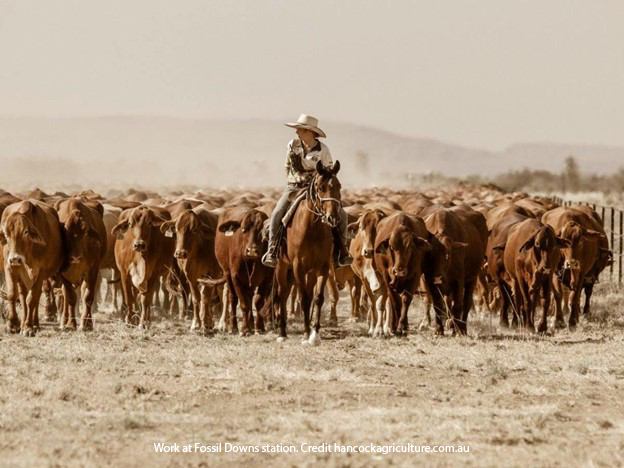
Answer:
332, 160, 341, 175
316, 160, 327, 176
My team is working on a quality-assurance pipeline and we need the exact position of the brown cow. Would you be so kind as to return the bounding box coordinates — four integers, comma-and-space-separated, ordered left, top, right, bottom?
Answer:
373, 212, 434, 336
486, 213, 530, 327
159, 206, 220, 333
423, 206, 487, 335
1, 199, 64, 336
348, 209, 389, 336
212, 207, 272, 335
112, 206, 174, 328
55, 198, 108, 330
498, 218, 568, 332
542, 207, 603, 329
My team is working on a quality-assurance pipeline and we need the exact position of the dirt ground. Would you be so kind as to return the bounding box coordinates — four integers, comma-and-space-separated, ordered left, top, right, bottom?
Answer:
0, 282, 623, 467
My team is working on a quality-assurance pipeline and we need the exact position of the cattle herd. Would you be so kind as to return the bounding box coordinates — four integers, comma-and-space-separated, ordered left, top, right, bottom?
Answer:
0, 179, 612, 342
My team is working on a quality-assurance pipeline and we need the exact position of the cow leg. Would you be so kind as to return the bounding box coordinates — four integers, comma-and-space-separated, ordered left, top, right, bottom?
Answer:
120, 273, 136, 326
552, 278, 565, 328
361, 280, 377, 336
80, 268, 99, 331
350, 277, 363, 321
43, 279, 58, 322
139, 276, 159, 329
568, 283, 583, 331
217, 283, 229, 332
188, 280, 202, 332
510, 279, 525, 331
326, 274, 339, 326
582, 282, 594, 317
387, 290, 402, 335
232, 279, 253, 337
449, 280, 464, 336
23, 278, 43, 337
61, 279, 78, 331
426, 279, 446, 336
460, 279, 476, 335
499, 281, 512, 328
224, 276, 238, 334
398, 290, 414, 336
5, 272, 20, 333
537, 278, 551, 333
200, 285, 215, 334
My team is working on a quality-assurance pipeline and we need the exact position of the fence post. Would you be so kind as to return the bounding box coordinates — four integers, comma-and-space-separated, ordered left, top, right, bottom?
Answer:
618, 210, 624, 284
611, 207, 616, 278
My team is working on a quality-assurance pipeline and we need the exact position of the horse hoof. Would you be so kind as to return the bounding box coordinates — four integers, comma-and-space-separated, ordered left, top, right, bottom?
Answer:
308, 331, 321, 346
276, 336, 287, 343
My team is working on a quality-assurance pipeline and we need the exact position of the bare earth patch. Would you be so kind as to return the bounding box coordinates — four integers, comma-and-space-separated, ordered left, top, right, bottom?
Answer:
0, 282, 623, 467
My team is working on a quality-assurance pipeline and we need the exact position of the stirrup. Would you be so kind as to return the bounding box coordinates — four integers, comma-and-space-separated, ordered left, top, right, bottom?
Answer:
262, 250, 278, 268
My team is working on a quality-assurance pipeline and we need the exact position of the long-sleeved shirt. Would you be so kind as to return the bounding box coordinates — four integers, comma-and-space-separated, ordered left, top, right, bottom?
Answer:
284, 138, 333, 185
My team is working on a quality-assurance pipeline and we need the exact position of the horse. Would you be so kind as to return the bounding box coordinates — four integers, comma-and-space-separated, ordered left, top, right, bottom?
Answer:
273, 160, 343, 345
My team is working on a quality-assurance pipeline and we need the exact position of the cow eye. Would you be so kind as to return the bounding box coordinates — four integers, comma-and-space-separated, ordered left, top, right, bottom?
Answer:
242, 228, 247, 233
24, 230, 30, 235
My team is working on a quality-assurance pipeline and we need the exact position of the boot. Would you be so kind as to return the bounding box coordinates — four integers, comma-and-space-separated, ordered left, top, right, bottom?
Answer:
333, 236, 353, 269
261, 240, 278, 268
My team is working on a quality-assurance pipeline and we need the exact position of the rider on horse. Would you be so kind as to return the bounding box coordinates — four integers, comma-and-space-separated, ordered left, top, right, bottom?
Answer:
261, 114, 353, 269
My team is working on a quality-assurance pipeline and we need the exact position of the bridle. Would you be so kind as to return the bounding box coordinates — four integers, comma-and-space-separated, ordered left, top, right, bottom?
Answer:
305, 173, 342, 224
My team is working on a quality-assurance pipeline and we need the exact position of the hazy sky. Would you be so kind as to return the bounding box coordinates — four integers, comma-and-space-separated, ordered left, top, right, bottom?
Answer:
1, 0, 623, 149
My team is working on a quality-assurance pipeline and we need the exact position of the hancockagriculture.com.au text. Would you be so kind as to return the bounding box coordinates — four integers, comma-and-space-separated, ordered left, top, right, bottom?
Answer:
154, 442, 470, 455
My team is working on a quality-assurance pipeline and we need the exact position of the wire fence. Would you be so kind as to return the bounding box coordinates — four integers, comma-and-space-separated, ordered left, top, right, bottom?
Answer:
550, 196, 622, 284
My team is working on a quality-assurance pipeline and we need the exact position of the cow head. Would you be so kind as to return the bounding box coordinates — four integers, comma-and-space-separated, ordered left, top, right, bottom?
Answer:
375, 225, 431, 287
160, 209, 213, 260
111, 206, 166, 254
432, 233, 468, 286
314, 160, 342, 228
1, 201, 46, 268
216, 210, 268, 260
518, 225, 568, 290
348, 209, 386, 259
63, 208, 100, 265
556, 220, 601, 288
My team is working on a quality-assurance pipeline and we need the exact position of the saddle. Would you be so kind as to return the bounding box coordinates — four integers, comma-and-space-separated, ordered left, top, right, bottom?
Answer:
281, 188, 308, 228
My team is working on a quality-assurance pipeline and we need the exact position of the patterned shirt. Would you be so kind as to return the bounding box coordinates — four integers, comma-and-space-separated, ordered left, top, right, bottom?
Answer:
284, 138, 333, 185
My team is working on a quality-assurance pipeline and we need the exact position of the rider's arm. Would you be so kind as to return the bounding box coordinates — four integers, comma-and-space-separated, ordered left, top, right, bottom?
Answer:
320, 145, 333, 168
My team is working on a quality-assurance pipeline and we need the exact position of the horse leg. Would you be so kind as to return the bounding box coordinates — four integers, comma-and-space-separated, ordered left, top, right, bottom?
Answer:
309, 273, 328, 345
326, 274, 339, 326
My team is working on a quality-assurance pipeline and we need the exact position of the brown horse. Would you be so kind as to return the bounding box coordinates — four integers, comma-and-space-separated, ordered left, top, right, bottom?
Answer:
274, 161, 343, 345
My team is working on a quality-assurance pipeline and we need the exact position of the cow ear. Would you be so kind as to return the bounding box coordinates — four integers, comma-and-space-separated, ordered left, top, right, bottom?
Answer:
18, 201, 32, 215
151, 216, 167, 228
160, 220, 175, 236
27, 227, 46, 246
347, 221, 359, 238
556, 237, 571, 248
584, 229, 603, 239
375, 239, 390, 254
200, 221, 215, 236
331, 160, 341, 175
218, 221, 241, 233
53, 199, 63, 211
412, 235, 432, 252
111, 220, 129, 240
519, 236, 535, 253
451, 241, 469, 251
492, 243, 506, 252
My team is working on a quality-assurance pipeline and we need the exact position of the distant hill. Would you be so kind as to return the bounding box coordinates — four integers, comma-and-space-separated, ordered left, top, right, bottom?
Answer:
0, 116, 621, 191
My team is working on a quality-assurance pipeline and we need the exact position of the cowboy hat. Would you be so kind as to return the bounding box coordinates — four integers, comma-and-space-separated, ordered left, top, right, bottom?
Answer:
284, 114, 326, 138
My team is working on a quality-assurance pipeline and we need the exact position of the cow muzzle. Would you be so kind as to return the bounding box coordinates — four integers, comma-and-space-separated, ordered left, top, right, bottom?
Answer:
564, 259, 580, 270
133, 240, 147, 252
174, 249, 188, 259
69, 255, 82, 264
392, 267, 407, 278
9, 254, 25, 267
244, 246, 261, 259
362, 248, 373, 259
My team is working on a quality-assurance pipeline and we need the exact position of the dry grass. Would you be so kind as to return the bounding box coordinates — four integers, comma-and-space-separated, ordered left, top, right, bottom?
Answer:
0, 282, 623, 467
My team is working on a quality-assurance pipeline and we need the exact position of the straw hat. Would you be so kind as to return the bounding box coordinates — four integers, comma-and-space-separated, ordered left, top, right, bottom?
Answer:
284, 114, 326, 138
